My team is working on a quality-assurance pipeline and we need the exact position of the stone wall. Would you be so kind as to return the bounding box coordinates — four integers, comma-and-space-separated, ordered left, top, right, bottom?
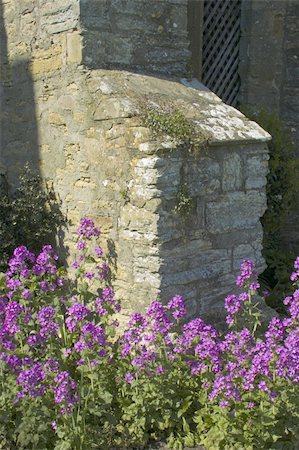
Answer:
0, 0, 81, 183
239, 0, 299, 251
1, 0, 271, 322
80, 0, 190, 76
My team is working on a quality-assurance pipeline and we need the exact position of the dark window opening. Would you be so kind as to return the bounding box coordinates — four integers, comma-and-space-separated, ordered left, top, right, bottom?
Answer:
188, 0, 242, 106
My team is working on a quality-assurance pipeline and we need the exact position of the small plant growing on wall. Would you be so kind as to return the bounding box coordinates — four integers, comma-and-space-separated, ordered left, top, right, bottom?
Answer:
140, 101, 209, 152
174, 183, 194, 216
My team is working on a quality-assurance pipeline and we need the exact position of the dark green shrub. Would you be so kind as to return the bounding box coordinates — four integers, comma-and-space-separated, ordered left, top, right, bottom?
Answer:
241, 107, 299, 310
0, 164, 64, 270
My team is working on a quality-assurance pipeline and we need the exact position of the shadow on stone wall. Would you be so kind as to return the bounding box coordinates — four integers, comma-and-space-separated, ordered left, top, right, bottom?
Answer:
0, 0, 66, 260
80, 0, 190, 78
0, 0, 39, 185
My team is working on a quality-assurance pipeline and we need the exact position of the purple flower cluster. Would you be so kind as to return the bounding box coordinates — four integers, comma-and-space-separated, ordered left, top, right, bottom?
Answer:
236, 259, 256, 288
119, 258, 299, 410
120, 296, 188, 381
96, 287, 120, 316
290, 257, 299, 282
224, 293, 249, 325
74, 321, 106, 356
77, 218, 100, 239
1, 220, 299, 437
65, 302, 91, 332
167, 295, 187, 320
0, 218, 118, 422
53, 371, 78, 414
17, 362, 46, 398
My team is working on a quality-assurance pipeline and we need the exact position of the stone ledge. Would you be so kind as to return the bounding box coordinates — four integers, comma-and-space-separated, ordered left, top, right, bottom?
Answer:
86, 70, 271, 146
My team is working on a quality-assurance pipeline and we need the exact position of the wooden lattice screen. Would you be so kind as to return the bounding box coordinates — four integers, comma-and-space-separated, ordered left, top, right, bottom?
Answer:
201, 0, 242, 106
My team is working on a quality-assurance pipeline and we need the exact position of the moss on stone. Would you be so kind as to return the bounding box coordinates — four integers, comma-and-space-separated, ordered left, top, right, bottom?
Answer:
140, 104, 209, 152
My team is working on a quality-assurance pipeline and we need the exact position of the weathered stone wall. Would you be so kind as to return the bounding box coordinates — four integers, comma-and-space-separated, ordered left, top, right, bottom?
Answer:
80, 0, 190, 76
0, 0, 81, 183
1, 0, 271, 322
239, 0, 299, 250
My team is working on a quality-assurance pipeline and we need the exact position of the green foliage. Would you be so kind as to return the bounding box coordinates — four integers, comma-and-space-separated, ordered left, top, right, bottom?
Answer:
0, 164, 64, 270
241, 107, 299, 309
0, 220, 298, 449
174, 183, 193, 216
141, 104, 209, 151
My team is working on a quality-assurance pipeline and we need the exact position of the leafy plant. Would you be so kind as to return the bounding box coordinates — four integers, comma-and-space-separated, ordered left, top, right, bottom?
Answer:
0, 164, 64, 270
174, 183, 193, 216
141, 104, 209, 151
0, 220, 298, 449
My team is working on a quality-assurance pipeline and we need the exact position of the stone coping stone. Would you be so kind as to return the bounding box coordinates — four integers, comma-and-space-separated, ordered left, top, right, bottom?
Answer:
88, 70, 271, 145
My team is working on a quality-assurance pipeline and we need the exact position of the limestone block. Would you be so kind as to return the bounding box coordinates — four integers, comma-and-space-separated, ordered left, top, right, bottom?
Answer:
93, 98, 136, 121
186, 157, 221, 196
222, 153, 243, 192
30, 46, 63, 76
162, 249, 231, 286
48, 112, 66, 126
93, 216, 113, 234
40, 2, 78, 34
245, 154, 269, 190
73, 111, 86, 123
8, 42, 30, 60
67, 31, 82, 64
133, 254, 160, 273
19, 0, 35, 14
133, 270, 161, 290
206, 191, 267, 233
232, 244, 256, 270
119, 204, 158, 234
130, 184, 161, 202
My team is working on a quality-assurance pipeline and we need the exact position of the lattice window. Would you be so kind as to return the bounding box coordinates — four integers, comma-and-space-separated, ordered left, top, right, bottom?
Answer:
201, 0, 242, 106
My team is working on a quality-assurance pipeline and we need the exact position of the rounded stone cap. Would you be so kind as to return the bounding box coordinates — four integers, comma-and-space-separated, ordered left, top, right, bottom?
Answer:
88, 70, 271, 146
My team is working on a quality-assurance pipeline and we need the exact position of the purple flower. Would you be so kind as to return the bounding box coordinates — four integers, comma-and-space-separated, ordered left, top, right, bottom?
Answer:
236, 259, 255, 288
40, 281, 50, 292
53, 371, 78, 414
17, 363, 46, 398
56, 277, 66, 287
21, 289, 32, 300
94, 246, 103, 257
44, 358, 59, 373
155, 366, 165, 374
249, 282, 260, 291
84, 271, 95, 280
27, 333, 45, 347
167, 295, 187, 319
97, 263, 110, 279
247, 402, 255, 409
6, 278, 22, 291
4, 301, 23, 334
258, 381, 269, 392
40, 321, 59, 338
96, 287, 120, 314
77, 240, 86, 251
219, 400, 228, 408
37, 306, 56, 326
225, 295, 241, 315
124, 372, 134, 384
77, 218, 100, 238
66, 303, 90, 332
